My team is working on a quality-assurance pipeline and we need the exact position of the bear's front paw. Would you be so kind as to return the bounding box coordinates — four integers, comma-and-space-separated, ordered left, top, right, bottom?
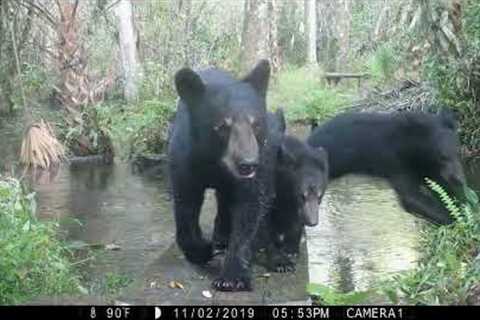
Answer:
273, 261, 296, 273
182, 240, 213, 265
268, 253, 297, 273
212, 276, 252, 292
212, 240, 228, 257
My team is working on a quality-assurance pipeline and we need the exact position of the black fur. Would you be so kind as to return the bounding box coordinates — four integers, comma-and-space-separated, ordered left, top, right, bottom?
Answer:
307, 111, 465, 225
168, 60, 278, 292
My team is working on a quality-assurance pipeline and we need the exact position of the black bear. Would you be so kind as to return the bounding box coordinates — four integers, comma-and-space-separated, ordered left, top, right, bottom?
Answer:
213, 109, 329, 273
307, 111, 465, 225
265, 132, 329, 272
168, 60, 278, 291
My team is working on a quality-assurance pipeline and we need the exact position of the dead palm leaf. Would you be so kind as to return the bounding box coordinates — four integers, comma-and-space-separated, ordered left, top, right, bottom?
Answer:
20, 119, 66, 169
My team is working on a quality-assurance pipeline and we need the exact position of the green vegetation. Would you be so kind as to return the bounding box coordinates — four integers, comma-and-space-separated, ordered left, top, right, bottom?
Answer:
421, 1, 480, 153
307, 180, 480, 305
369, 45, 398, 85
88, 272, 133, 298
308, 283, 371, 305
381, 179, 480, 305
269, 67, 352, 124
0, 176, 83, 304
95, 98, 175, 159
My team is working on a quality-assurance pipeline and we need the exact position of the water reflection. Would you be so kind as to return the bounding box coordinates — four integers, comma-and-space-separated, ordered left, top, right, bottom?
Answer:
32, 163, 173, 284
307, 175, 424, 292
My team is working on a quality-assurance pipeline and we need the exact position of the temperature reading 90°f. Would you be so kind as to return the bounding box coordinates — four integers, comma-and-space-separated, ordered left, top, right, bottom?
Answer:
106, 307, 131, 319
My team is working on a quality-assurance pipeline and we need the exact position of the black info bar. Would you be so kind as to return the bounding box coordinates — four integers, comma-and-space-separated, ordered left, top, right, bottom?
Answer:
0, 305, 478, 320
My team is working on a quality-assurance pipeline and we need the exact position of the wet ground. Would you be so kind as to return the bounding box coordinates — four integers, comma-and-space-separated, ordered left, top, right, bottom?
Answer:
28, 163, 310, 305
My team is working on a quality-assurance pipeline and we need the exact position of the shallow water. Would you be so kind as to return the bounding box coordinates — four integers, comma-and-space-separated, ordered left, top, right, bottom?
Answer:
1, 118, 479, 301
306, 175, 424, 292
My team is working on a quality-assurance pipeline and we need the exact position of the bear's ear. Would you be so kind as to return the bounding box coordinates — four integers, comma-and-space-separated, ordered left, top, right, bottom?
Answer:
174, 68, 205, 105
275, 107, 287, 134
243, 59, 271, 98
438, 109, 458, 130
278, 142, 297, 167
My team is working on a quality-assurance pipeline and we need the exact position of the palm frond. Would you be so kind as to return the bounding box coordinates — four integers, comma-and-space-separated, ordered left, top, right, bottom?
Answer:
20, 119, 66, 169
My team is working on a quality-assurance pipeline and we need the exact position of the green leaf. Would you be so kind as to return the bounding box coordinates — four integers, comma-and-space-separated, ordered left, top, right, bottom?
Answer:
464, 185, 479, 206
382, 287, 399, 304
22, 220, 31, 232
307, 283, 370, 305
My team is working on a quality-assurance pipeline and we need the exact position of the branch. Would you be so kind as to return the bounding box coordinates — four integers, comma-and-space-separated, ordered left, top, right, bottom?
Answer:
18, 5, 34, 51
19, 0, 56, 27
25, 40, 59, 60
55, 0, 65, 23
71, 0, 79, 21
9, 16, 27, 109
66, 0, 80, 33
105, 0, 123, 12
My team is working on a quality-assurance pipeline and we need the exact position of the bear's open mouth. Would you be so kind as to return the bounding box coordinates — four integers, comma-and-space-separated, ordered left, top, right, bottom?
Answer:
238, 164, 257, 178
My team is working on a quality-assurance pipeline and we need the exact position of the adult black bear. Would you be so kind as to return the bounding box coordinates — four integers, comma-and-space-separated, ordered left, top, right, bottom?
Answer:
213, 109, 329, 273
168, 60, 277, 292
307, 111, 465, 225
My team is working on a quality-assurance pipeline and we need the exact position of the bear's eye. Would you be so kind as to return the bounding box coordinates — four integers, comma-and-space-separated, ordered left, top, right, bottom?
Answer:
254, 121, 262, 132
214, 117, 232, 133
302, 190, 308, 201
248, 116, 262, 132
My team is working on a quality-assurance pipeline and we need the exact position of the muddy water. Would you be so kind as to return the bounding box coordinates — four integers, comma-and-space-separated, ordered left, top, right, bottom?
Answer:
2, 118, 479, 302
307, 160, 480, 293
33, 164, 173, 283
306, 176, 424, 292
287, 124, 422, 293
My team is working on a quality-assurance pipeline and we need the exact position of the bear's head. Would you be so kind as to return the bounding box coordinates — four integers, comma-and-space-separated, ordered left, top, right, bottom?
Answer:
174, 60, 271, 179
400, 111, 466, 223
277, 136, 329, 226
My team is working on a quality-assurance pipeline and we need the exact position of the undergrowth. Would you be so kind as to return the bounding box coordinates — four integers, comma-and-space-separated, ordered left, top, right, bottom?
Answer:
0, 176, 84, 304
382, 179, 480, 305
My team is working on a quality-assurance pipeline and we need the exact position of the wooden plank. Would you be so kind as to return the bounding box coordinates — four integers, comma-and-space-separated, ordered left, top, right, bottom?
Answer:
324, 72, 369, 79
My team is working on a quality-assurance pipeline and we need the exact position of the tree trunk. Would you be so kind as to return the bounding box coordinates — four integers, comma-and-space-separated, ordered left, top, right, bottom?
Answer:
114, 0, 141, 102
304, 0, 317, 65
374, 0, 389, 42
242, 0, 281, 73
55, 0, 90, 111
268, 0, 281, 72
336, 0, 351, 71
183, 0, 193, 65
317, 0, 338, 71
242, 0, 269, 72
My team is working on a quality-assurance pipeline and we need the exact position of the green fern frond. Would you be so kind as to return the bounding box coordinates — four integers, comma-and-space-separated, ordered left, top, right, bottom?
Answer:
425, 178, 462, 220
